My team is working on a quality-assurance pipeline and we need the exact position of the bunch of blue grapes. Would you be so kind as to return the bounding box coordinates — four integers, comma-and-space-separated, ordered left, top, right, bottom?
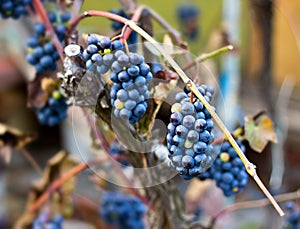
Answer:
26, 11, 70, 72
109, 140, 130, 166
283, 201, 300, 229
33, 212, 63, 229
100, 191, 148, 229
109, 9, 138, 48
198, 140, 249, 197
35, 90, 68, 126
82, 35, 123, 74
166, 84, 215, 180
110, 50, 153, 123
0, 0, 31, 19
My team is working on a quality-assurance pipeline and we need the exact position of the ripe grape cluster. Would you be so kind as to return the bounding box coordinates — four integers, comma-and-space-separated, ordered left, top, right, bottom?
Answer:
26, 11, 70, 72
0, 0, 30, 19
35, 90, 68, 126
100, 191, 148, 229
109, 140, 129, 166
166, 84, 215, 180
33, 212, 63, 229
283, 201, 300, 229
110, 50, 153, 123
198, 140, 248, 197
82, 35, 123, 74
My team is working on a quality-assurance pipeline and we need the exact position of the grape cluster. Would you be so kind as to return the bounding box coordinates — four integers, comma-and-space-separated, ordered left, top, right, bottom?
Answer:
110, 50, 153, 123
0, 0, 30, 19
109, 140, 130, 166
35, 90, 68, 126
82, 35, 123, 74
33, 212, 63, 229
198, 140, 248, 197
100, 191, 148, 229
166, 85, 215, 180
283, 201, 300, 229
26, 11, 70, 72
109, 9, 138, 48
176, 4, 199, 40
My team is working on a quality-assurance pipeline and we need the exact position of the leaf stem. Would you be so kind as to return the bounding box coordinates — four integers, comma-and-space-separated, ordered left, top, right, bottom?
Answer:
182, 45, 234, 71
20, 149, 43, 176
126, 20, 284, 216
207, 189, 300, 228
29, 160, 91, 213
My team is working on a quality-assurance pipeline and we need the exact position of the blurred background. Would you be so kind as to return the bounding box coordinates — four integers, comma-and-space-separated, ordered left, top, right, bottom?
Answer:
0, 0, 300, 228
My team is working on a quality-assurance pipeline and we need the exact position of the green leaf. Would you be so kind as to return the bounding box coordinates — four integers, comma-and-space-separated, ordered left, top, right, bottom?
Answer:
244, 115, 278, 153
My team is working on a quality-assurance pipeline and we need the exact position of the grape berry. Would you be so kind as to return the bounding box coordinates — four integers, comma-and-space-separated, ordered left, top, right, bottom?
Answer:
198, 140, 248, 197
33, 212, 63, 229
283, 201, 300, 229
35, 90, 68, 126
100, 191, 148, 229
110, 50, 153, 123
0, 0, 30, 19
167, 84, 215, 180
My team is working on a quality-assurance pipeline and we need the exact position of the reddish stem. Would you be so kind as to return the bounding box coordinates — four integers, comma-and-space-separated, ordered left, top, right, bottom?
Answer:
20, 149, 43, 175
31, 0, 64, 61
29, 161, 90, 213
84, 110, 154, 211
68, 10, 129, 35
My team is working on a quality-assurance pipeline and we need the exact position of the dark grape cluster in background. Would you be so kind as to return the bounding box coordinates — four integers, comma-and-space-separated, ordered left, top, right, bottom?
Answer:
0, 0, 31, 19
283, 201, 300, 229
26, 11, 70, 72
35, 90, 68, 126
198, 140, 248, 197
110, 50, 153, 123
100, 191, 148, 229
33, 212, 63, 229
167, 84, 215, 180
109, 140, 130, 166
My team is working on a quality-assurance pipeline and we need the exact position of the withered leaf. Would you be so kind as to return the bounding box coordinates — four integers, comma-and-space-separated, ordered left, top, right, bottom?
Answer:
27, 72, 56, 108
244, 115, 278, 153
15, 151, 79, 228
153, 79, 177, 104
0, 122, 35, 164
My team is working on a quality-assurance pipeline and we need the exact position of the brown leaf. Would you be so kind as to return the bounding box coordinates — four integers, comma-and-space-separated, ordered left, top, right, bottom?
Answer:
155, 69, 178, 81
0, 122, 35, 149
153, 79, 177, 104
15, 151, 79, 228
27, 72, 56, 108
244, 115, 278, 153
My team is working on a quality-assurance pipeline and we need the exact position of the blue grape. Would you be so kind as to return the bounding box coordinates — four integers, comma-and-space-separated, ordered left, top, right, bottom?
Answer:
100, 191, 148, 229
110, 50, 153, 124
283, 201, 300, 229
0, 0, 31, 19
198, 140, 249, 197
35, 91, 68, 126
109, 140, 130, 166
26, 11, 71, 72
167, 85, 215, 179
33, 211, 63, 229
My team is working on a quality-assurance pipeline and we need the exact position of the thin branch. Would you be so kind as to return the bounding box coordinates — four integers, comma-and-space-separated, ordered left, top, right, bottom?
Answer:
68, 10, 129, 36
84, 109, 154, 211
31, 0, 64, 61
126, 20, 284, 216
29, 160, 91, 213
20, 149, 43, 175
182, 45, 234, 71
207, 189, 300, 228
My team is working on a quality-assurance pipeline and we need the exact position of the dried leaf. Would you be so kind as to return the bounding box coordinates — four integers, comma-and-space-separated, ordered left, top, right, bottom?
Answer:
155, 69, 178, 81
15, 151, 79, 228
0, 122, 35, 149
244, 115, 278, 153
163, 34, 174, 56
41, 77, 59, 94
153, 79, 177, 104
27, 72, 53, 108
